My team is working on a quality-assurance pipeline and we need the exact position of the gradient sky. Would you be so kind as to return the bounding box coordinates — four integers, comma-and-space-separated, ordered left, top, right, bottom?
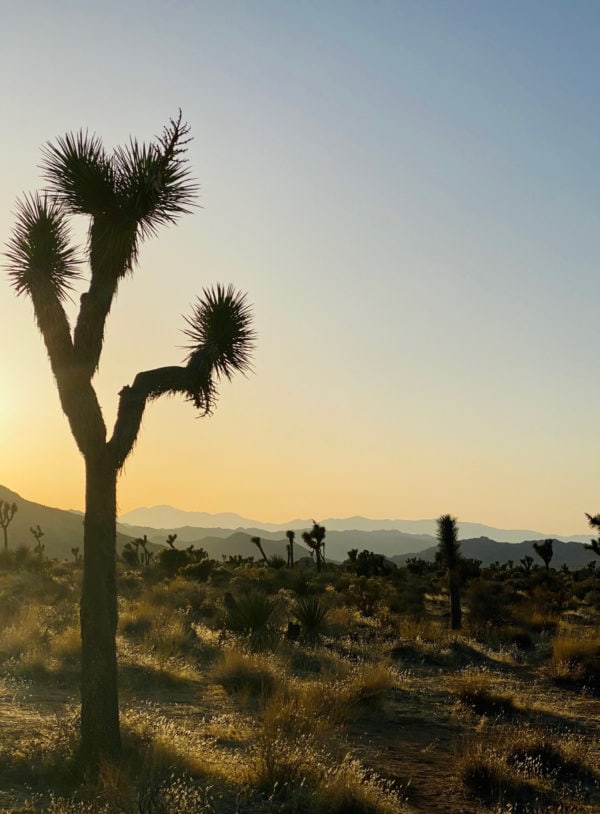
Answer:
2, 1, 600, 534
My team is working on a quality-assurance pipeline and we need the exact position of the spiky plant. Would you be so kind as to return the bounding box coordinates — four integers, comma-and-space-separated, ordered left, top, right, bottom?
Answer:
6, 113, 254, 770
437, 514, 462, 630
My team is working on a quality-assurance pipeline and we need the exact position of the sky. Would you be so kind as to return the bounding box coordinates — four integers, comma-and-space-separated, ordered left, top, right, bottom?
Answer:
1, 0, 600, 534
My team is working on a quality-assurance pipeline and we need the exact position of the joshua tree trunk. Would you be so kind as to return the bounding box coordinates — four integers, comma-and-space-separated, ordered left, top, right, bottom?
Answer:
80, 451, 120, 766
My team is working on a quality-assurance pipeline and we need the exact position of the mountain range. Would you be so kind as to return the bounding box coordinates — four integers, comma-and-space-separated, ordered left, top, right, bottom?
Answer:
1, 485, 597, 567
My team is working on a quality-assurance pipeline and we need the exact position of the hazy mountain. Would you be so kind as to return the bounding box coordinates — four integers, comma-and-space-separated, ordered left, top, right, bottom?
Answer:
115, 523, 438, 562
118, 505, 592, 544
0, 484, 136, 559
392, 537, 597, 569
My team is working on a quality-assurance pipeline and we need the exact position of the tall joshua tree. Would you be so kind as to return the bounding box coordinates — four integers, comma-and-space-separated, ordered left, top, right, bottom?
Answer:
437, 514, 462, 630
286, 529, 295, 568
0, 500, 18, 551
6, 113, 255, 770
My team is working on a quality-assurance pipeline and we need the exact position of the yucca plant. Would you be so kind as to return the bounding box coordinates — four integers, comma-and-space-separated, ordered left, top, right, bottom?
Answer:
292, 595, 328, 643
225, 591, 279, 649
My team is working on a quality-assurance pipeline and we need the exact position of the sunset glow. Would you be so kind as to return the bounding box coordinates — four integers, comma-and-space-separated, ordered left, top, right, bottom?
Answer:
2, 2, 600, 536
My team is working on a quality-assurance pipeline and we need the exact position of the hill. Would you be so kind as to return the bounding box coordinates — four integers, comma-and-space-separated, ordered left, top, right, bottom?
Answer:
0, 485, 136, 559
118, 505, 592, 543
392, 536, 597, 569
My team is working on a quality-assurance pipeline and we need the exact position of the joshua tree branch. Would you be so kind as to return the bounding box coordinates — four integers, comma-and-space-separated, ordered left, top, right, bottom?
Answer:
108, 361, 210, 469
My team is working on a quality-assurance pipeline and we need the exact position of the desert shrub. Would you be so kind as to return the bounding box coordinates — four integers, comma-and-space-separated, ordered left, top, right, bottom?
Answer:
455, 680, 517, 717
210, 650, 280, 700
223, 591, 279, 649
550, 634, 600, 692
465, 578, 513, 633
292, 594, 329, 643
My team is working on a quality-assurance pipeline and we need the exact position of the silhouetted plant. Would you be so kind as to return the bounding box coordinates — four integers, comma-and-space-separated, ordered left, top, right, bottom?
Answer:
251, 536, 269, 565
291, 594, 328, 643
166, 533, 178, 549
137, 535, 153, 566
533, 538, 554, 572
585, 513, 600, 558
437, 514, 462, 630
520, 555, 534, 574
6, 111, 255, 769
223, 591, 279, 649
71, 546, 81, 563
301, 521, 326, 572
0, 500, 18, 551
30, 525, 45, 556
286, 529, 295, 569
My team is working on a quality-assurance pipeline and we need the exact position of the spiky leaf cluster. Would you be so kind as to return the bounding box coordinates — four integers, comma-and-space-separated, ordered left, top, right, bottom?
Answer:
40, 111, 198, 274
184, 284, 255, 381
6, 193, 80, 300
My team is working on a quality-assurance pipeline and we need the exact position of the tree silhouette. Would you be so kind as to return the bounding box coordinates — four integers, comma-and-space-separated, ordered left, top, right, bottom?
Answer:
0, 500, 18, 551
286, 529, 295, 568
584, 513, 600, 558
302, 521, 326, 572
6, 113, 255, 770
520, 555, 534, 574
30, 524, 45, 555
533, 538, 554, 572
251, 535, 269, 564
436, 514, 462, 630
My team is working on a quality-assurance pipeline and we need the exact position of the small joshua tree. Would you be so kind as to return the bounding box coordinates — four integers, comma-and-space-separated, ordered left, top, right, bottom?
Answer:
166, 533, 178, 549
72, 546, 81, 563
0, 500, 18, 551
302, 521, 326, 572
533, 538, 554, 572
251, 535, 269, 564
30, 524, 45, 555
520, 554, 534, 574
437, 514, 462, 630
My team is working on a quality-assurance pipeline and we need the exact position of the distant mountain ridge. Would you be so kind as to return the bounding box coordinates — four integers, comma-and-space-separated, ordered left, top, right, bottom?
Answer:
1, 485, 595, 566
118, 505, 592, 544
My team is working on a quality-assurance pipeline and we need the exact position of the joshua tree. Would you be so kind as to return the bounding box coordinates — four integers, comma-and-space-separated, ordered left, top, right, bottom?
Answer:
533, 538, 554, 572
520, 554, 534, 574
30, 524, 45, 555
286, 529, 295, 568
137, 534, 153, 566
166, 533, 178, 549
71, 546, 81, 563
251, 535, 269, 564
436, 514, 462, 630
0, 500, 18, 551
7, 113, 254, 770
302, 521, 326, 572
584, 513, 600, 558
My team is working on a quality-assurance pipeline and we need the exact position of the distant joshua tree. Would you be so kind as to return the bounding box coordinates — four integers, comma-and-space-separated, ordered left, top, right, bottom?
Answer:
436, 514, 462, 630
166, 533, 178, 549
302, 521, 326, 572
0, 500, 18, 551
533, 538, 554, 572
251, 535, 269, 564
520, 554, 534, 574
30, 524, 45, 555
584, 513, 600, 558
286, 530, 295, 568
72, 546, 81, 563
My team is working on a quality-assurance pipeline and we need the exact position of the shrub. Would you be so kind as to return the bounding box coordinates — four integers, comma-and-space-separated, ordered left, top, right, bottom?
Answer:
292, 595, 329, 643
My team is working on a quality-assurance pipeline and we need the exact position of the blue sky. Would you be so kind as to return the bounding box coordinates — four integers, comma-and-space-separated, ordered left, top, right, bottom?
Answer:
2, 1, 600, 533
